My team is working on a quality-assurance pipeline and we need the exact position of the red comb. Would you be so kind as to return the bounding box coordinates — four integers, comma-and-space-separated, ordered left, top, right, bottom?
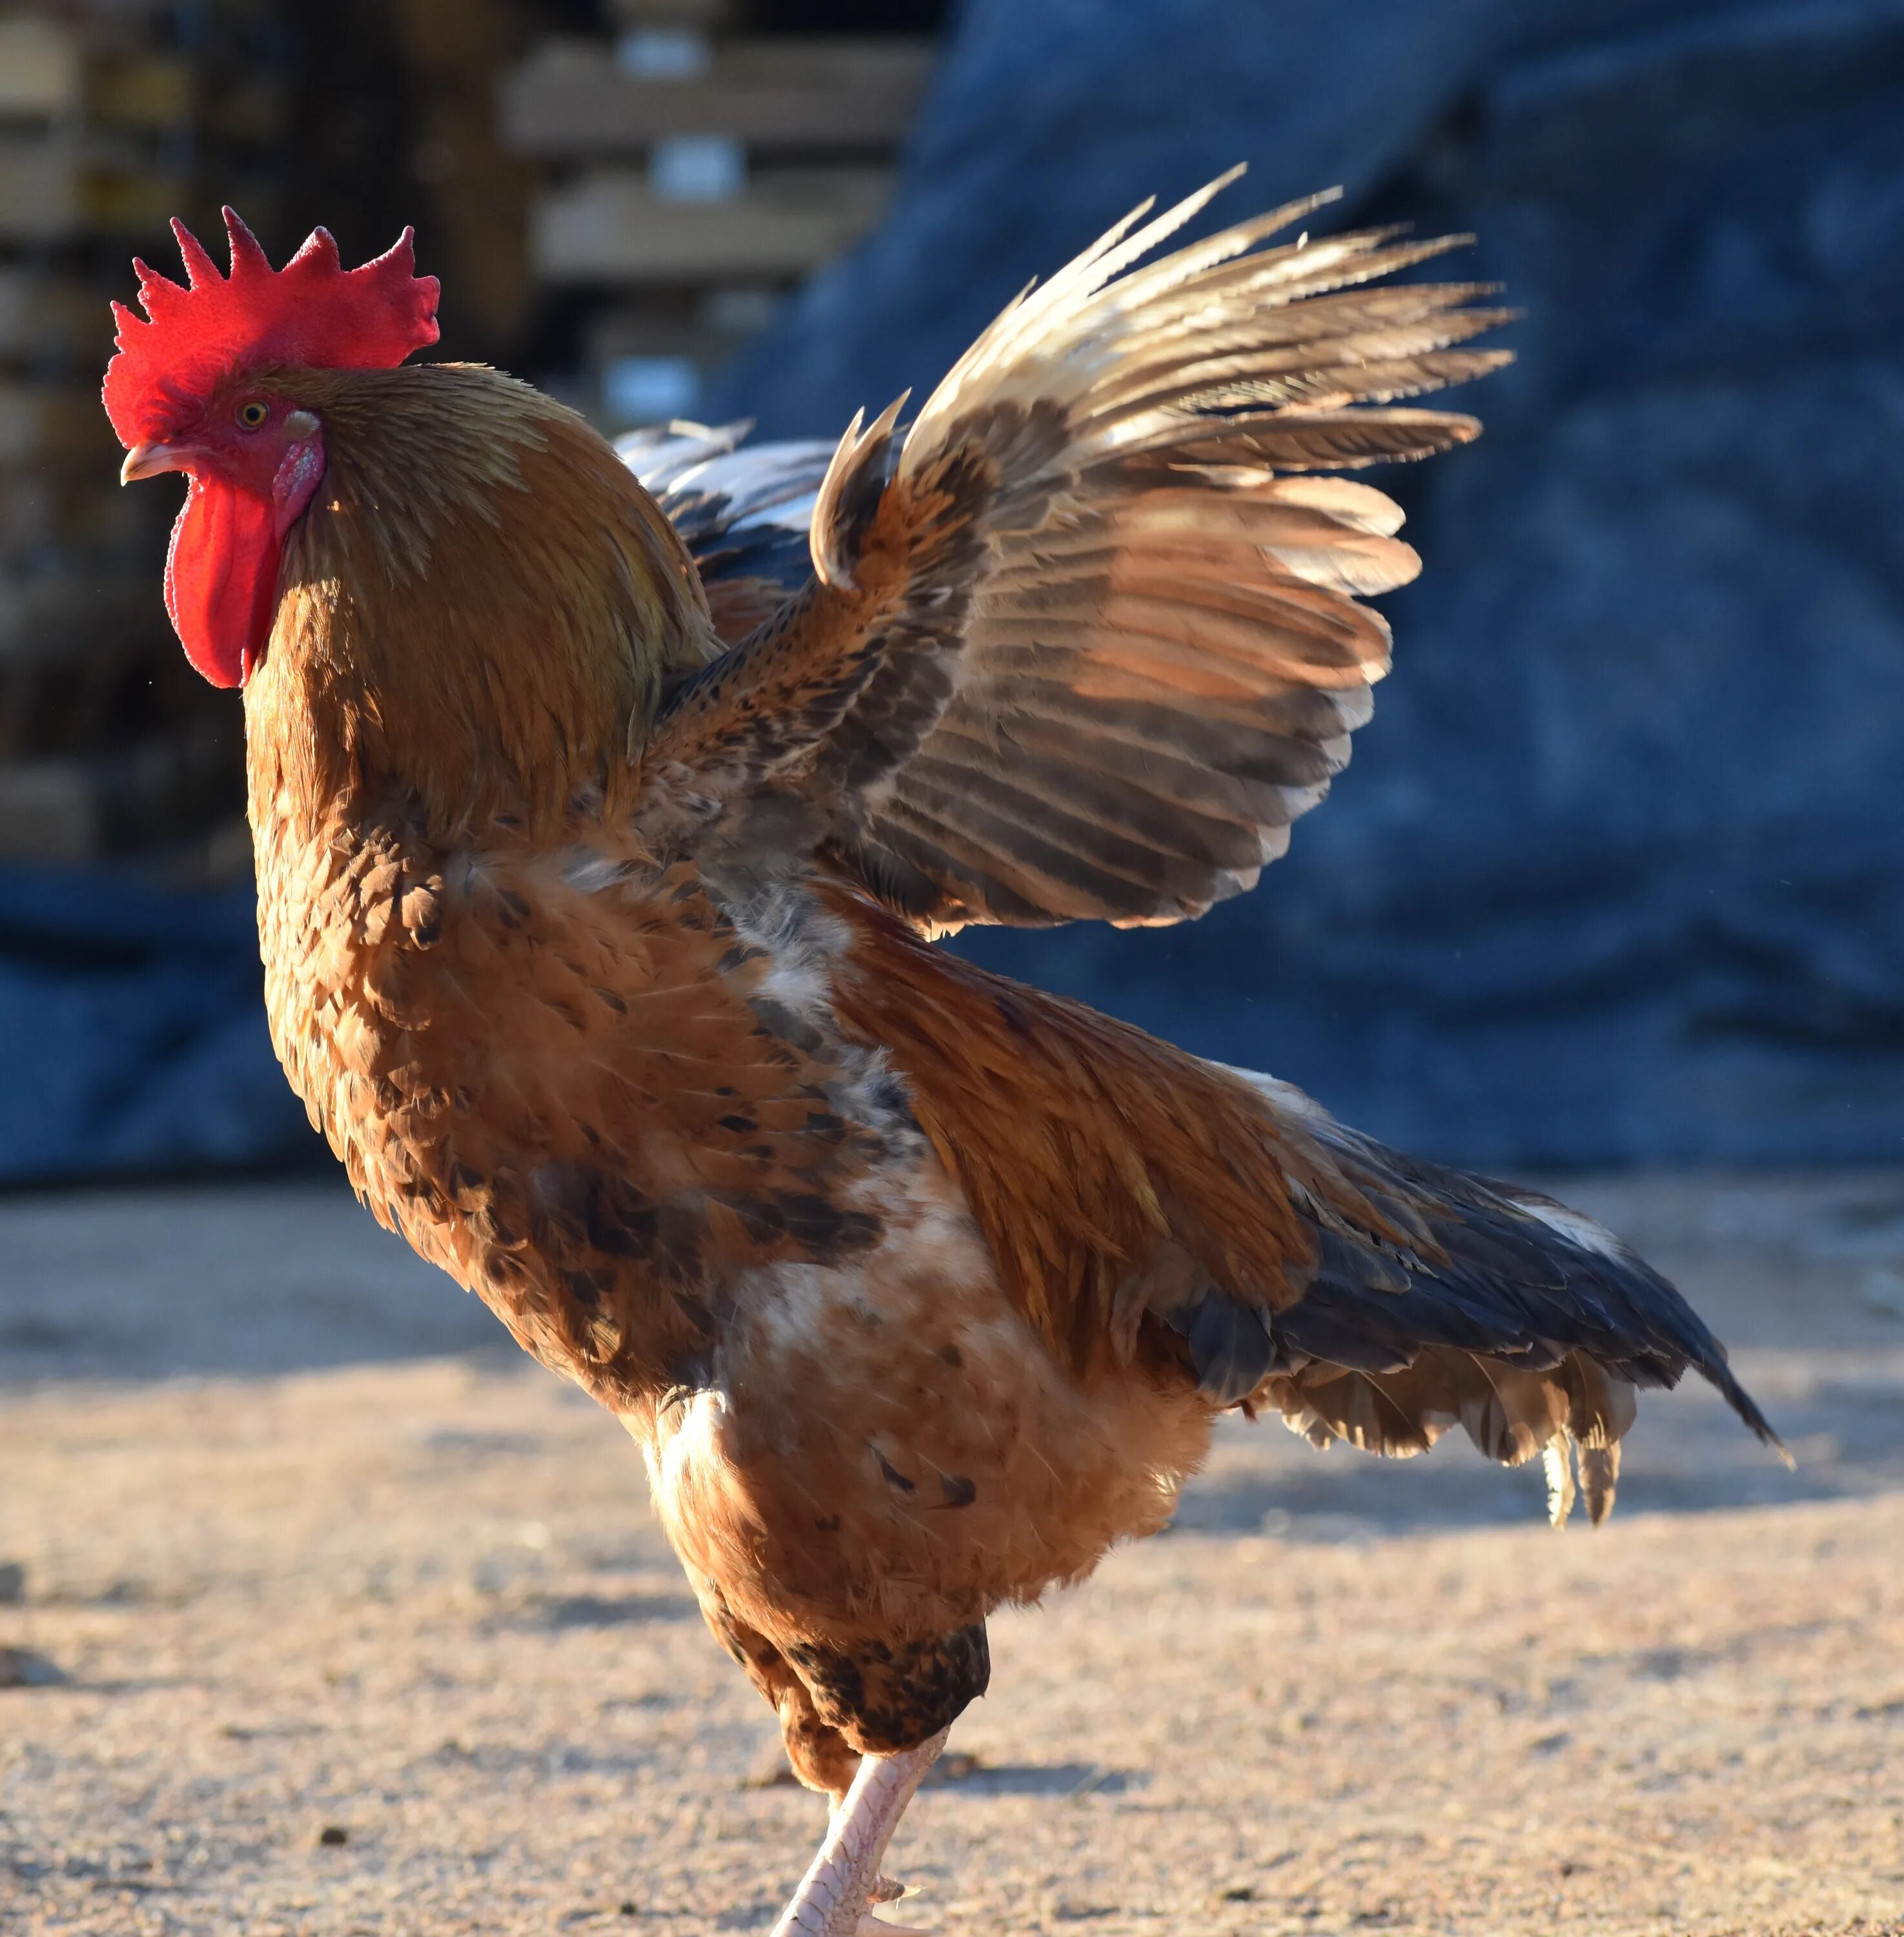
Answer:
103, 208, 440, 447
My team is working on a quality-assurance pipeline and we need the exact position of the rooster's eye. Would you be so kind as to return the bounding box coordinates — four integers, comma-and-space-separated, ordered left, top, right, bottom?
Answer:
237, 400, 271, 429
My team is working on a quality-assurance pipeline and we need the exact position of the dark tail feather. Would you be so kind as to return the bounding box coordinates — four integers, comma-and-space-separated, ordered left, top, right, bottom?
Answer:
1202, 1078, 1789, 1511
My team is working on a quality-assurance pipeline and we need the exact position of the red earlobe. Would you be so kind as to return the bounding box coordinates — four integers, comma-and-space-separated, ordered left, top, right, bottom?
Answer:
163, 478, 282, 688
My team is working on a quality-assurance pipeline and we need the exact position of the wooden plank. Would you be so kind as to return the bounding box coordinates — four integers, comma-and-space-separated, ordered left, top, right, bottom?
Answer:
0, 19, 83, 121
531, 167, 890, 282
0, 138, 189, 244
79, 165, 195, 238
502, 37, 934, 152
88, 57, 196, 134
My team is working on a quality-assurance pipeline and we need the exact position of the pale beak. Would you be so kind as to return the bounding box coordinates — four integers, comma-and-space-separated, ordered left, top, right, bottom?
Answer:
119, 441, 192, 485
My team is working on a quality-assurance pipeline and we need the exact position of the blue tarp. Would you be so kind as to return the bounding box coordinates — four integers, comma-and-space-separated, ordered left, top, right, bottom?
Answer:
3, 0, 1901, 1180
0, 866, 312, 1184
710, 0, 1904, 1167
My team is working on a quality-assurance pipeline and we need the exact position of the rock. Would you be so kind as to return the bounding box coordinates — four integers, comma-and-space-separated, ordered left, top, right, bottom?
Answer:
0, 1646, 65, 1687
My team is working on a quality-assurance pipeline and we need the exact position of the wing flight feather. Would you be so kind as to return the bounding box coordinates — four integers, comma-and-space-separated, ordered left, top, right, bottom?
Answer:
638, 173, 1513, 932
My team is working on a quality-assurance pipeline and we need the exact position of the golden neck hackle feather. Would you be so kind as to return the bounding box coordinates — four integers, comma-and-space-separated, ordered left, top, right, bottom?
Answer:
245, 362, 716, 846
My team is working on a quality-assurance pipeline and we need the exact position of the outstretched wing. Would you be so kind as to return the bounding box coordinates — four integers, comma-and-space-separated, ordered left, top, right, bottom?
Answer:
642, 171, 1512, 932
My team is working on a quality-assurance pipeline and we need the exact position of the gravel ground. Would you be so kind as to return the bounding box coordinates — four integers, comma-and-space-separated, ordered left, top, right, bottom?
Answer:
3, 1170, 1903, 1937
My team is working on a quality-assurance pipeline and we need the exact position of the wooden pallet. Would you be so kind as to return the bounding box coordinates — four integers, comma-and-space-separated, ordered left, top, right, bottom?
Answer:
88, 55, 196, 136
0, 5, 291, 866
0, 19, 83, 122
531, 165, 890, 282
0, 14, 193, 243
0, 136, 190, 244
504, 25, 937, 426
0, 19, 194, 132
502, 37, 934, 154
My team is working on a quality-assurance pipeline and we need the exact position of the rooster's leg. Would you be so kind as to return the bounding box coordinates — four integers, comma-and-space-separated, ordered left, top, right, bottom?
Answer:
826, 1795, 906, 1907
769, 1727, 947, 1937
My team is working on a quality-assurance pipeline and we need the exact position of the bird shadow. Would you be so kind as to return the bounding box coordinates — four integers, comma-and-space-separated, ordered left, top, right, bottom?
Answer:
928, 1756, 1143, 1798
515, 1592, 699, 1630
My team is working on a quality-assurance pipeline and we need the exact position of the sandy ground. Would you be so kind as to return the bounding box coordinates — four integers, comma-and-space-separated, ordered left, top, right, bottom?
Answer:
3, 1169, 1903, 1937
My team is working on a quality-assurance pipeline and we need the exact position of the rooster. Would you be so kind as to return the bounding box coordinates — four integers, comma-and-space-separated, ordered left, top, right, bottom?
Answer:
108, 178, 1781, 1937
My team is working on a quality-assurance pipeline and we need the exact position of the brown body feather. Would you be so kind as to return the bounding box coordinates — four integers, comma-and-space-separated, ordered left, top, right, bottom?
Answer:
247, 366, 1216, 1792
822, 883, 1342, 1371
236, 184, 1775, 1807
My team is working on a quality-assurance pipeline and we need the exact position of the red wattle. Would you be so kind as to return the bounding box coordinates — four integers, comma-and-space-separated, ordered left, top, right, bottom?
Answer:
163, 477, 283, 688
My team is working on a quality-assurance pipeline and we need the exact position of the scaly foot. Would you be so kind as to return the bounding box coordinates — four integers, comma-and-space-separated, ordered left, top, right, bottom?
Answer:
770, 1729, 948, 1937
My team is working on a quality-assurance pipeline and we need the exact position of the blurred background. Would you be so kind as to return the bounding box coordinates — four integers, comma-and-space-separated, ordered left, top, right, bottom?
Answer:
1, 0, 1902, 1185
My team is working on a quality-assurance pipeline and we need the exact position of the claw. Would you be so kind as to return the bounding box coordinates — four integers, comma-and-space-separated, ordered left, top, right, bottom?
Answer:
857, 1918, 931, 1937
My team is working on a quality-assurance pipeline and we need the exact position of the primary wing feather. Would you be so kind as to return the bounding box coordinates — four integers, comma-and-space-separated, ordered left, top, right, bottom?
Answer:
639, 172, 1510, 933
